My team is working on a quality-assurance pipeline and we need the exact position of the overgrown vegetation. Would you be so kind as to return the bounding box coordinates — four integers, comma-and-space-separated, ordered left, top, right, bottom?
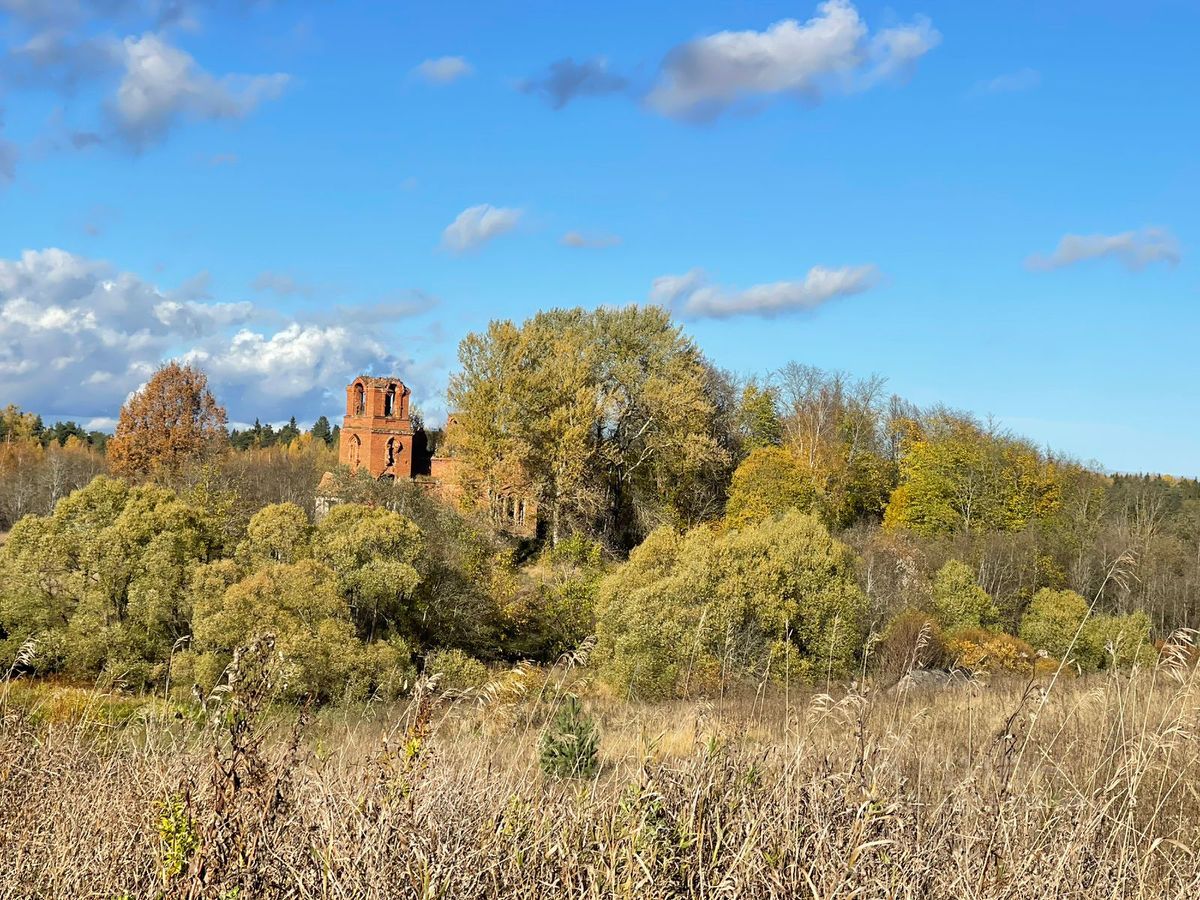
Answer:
3, 307, 1197, 702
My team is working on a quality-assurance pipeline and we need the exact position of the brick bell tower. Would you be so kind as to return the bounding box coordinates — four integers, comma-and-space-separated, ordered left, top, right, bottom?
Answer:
339, 376, 415, 481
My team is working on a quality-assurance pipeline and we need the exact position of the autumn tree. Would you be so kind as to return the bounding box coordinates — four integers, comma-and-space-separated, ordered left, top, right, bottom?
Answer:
737, 381, 782, 451
771, 363, 895, 528
107, 362, 228, 479
447, 305, 733, 549
883, 411, 1061, 536
724, 446, 818, 528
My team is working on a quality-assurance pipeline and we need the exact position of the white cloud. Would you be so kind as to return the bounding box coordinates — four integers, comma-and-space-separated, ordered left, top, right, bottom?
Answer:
1026, 228, 1181, 272
111, 33, 289, 147
646, 0, 939, 121
153, 298, 253, 337
182, 323, 409, 417
414, 56, 472, 84
0, 248, 421, 423
561, 230, 621, 249
974, 67, 1040, 95
649, 269, 707, 305
653, 264, 880, 319
441, 204, 523, 253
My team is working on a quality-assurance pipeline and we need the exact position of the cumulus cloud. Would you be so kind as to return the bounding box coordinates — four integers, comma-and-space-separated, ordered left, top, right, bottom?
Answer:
646, 0, 939, 121
653, 264, 880, 319
441, 204, 523, 253
1026, 228, 1181, 272
110, 33, 289, 148
182, 323, 410, 419
413, 55, 472, 84
561, 230, 621, 249
973, 67, 1040, 95
519, 57, 627, 109
0, 248, 422, 423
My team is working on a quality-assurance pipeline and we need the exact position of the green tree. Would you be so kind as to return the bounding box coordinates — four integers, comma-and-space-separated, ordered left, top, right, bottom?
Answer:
737, 381, 782, 451
539, 695, 599, 778
312, 416, 333, 446
241, 502, 311, 565
0, 476, 226, 683
190, 559, 404, 701
884, 413, 1061, 536
930, 559, 997, 630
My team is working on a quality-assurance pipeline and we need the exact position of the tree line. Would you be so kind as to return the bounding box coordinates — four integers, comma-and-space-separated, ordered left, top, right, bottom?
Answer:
1, 308, 1196, 701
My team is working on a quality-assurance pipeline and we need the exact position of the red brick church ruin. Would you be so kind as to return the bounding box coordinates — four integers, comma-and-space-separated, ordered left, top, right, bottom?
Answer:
339, 376, 417, 480
319, 375, 536, 537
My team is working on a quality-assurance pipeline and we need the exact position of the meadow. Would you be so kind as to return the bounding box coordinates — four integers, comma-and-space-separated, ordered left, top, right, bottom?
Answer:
4, 637, 1200, 899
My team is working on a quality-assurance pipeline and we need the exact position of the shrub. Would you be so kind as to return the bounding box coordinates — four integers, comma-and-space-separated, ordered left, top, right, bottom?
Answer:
875, 609, 947, 681
538, 695, 599, 779
944, 627, 1036, 675
1019, 588, 1103, 673
351, 637, 416, 699
1090, 611, 1156, 669
191, 559, 372, 702
595, 511, 866, 698
424, 648, 489, 692
930, 560, 997, 630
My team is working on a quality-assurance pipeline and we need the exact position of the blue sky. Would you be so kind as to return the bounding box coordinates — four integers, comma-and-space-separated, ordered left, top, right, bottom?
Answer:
0, 0, 1196, 475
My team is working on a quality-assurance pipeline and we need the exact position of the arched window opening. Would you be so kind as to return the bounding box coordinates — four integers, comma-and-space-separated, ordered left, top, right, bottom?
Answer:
385, 384, 397, 417
349, 434, 362, 467
354, 384, 365, 415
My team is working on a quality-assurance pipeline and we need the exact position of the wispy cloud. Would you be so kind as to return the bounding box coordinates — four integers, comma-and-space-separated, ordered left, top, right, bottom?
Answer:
646, 0, 939, 122
414, 56, 472, 84
441, 204, 523, 253
1027, 228, 1181, 272
252, 270, 320, 298
652, 264, 880, 319
973, 67, 1040, 95
561, 230, 621, 249
519, 57, 627, 109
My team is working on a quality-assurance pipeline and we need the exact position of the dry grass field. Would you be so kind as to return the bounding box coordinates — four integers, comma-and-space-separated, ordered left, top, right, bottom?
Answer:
4, 639, 1200, 899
